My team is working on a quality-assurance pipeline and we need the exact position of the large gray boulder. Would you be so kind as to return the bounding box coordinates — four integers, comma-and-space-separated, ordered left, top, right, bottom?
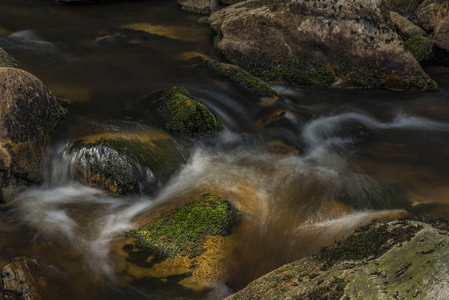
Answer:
209, 0, 437, 90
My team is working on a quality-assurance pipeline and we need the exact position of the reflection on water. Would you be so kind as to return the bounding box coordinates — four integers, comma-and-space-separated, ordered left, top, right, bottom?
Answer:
0, 0, 449, 299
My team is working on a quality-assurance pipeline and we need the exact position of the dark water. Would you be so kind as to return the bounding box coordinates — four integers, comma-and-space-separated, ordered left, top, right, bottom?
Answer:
1, 0, 449, 299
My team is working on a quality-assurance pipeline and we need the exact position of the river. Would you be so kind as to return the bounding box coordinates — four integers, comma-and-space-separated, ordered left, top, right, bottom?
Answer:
1, 0, 449, 299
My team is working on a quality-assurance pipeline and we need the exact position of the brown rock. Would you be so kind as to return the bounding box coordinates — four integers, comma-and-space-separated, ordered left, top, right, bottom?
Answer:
2, 257, 42, 300
390, 11, 426, 38
0, 67, 64, 202
209, 0, 437, 90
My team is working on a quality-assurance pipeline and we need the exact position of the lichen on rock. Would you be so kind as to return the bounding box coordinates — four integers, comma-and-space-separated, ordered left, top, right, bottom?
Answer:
226, 217, 449, 300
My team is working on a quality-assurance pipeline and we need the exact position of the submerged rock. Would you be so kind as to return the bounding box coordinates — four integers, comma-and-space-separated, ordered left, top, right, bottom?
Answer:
157, 87, 224, 136
208, 0, 437, 90
0, 67, 64, 202
226, 217, 449, 299
113, 194, 241, 295
2, 257, 42, 300
66, 129, 186, 196
180, 52, 279, 96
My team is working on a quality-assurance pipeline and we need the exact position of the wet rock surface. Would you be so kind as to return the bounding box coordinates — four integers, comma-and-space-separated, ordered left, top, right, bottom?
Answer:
65, 129, 186, 196
2, 257, 42, 300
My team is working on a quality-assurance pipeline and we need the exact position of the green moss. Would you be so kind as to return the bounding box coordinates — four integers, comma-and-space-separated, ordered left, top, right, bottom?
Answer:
311, 67, 337, 86
298, 277, 347, 300
316, 220, 421, 270
405, 35, 434, 63
128, 196, 239, 258
53, 105, 67, 119
159, 87, 223, 136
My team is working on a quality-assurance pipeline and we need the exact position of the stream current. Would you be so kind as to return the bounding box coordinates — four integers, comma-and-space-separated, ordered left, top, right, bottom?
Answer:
1, 0, 449, 299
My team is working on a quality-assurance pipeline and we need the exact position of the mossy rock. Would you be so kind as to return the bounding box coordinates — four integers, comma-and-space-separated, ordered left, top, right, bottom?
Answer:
405, 34, 435, 63
158, 87, 224, 136
179, 52, 279, 97
208, 0, 438, 90
128, 195, 239, 258
68, 129, 186, 196
226, 217, 449, 299
113, 194, 241, 295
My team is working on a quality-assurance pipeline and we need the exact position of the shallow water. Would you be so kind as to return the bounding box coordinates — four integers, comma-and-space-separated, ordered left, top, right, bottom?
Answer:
1, 0, 449, 299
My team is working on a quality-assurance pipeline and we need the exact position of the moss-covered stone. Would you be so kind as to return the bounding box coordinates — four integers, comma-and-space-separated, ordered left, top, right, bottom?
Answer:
112, 194, 241, 294
405, 34, 434, 63
179, 52, 279, 96
209, 0, 438, 90
158, 87, 224, 136
128, 195, 239, 258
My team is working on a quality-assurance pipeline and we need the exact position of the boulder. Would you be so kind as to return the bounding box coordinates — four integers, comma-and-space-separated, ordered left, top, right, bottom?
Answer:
0, 68, 64, 202
226, 217, 449, 299
112, 195, 241, 295
65, 128, 186, 196
0, 48, 16, 68
2, 257, 42, 300
209, 0, 437, 90
390, 11, 426, 39
179, 52, 279, 96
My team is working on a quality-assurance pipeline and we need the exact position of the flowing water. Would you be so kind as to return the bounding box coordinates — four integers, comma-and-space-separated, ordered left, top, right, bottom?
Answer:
1, 0, 449, 299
